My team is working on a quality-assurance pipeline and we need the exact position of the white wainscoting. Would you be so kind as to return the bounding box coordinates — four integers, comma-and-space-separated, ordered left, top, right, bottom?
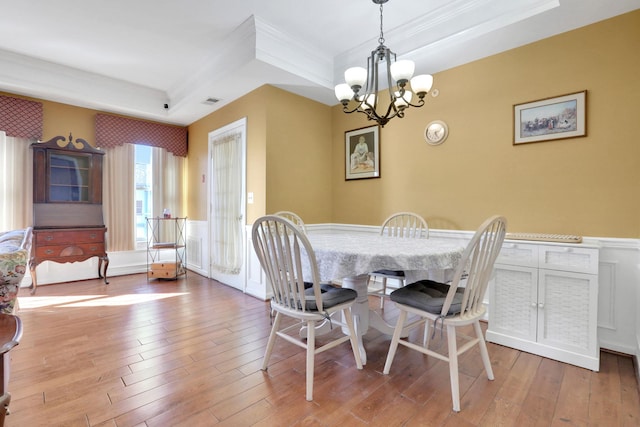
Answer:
28, 249, 147, 287
185, 220, 209, 278
590, 238, 640, 356
24, 221, 640, 369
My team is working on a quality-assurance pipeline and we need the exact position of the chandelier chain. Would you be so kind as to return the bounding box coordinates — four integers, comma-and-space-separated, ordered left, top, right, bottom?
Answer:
378, 3, 385, 45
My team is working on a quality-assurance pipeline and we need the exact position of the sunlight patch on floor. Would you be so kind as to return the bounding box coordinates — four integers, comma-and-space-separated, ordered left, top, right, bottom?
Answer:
19, 293, 188, 309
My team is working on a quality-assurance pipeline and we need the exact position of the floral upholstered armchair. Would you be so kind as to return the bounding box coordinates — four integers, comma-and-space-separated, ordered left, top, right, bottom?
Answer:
0, 228, 32, 314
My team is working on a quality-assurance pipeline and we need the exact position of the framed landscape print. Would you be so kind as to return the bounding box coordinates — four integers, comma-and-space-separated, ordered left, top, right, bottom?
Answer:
514, 90, 586, 144
345, 125, 380, 180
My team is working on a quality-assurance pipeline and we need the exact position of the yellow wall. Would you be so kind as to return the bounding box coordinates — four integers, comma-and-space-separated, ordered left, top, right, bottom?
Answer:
331, 10, 640, 237
263, 87, 333, 224
186, 86, 267, 222
41, 101, 97, 141
187, 85, 333, 224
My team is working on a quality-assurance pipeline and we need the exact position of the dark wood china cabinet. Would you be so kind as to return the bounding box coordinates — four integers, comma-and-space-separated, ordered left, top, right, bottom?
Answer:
29, 134, 108, 293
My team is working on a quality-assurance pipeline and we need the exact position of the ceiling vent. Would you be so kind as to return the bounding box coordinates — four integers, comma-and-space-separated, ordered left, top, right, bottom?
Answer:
202, 97, 220, 105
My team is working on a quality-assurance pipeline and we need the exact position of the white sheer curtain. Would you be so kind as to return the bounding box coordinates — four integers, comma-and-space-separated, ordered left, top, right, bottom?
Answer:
103, 143, 136, 251
0, 131, 32, 231
151, 146, 185, 243
211, 132, 243, 274
150, 146, 185, 218
163, 149, 185, 220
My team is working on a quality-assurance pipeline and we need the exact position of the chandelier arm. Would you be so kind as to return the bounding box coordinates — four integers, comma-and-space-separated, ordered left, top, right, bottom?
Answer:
381, 102, 402, 122
362, 100, 402, 125
383, 47, 396, 101
368, 50, 380, 107
341, 103, 366, 115
406, 101, 425, 108
362, 109, 392, 127
340, 105, 385, 126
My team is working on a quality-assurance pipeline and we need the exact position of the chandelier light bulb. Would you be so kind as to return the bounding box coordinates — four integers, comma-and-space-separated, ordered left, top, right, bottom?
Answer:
360, 94, 376, 110
394, 90, 413, 108
410, 74, 434, 96
335, 83, 354, 103
390, 60, 415, 85
344, 67, 367, 92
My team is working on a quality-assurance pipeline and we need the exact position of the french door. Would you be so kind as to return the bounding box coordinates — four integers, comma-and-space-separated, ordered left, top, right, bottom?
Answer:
207, 118, 247, 290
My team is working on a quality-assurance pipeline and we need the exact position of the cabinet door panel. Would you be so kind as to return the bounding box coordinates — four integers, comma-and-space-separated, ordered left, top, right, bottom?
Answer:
537, 270, 598, 353
489, 264, 538, 341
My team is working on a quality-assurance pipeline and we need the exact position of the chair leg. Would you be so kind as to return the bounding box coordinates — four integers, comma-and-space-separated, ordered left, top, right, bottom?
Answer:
305, 319, 315, 401
446, 324, 461, 412
262, 312, 281, 370
474, 321, 494, 380
423, 318, 432, 348
379, 277, 387, 309
383, 309, 408, 374
343, 307, 363, 369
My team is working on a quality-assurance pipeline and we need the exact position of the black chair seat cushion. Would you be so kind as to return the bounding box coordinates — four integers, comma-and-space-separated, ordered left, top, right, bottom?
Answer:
304, 283, 357, 310
390, 280, 464, 315
372, 269, 405, 277
303, 281, 333, 289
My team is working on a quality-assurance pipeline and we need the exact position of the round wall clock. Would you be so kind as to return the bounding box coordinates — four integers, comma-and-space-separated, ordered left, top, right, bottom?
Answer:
424, 120, 448, 145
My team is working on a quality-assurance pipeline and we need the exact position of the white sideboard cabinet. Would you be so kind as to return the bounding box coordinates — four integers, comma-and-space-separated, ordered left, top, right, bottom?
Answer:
486, 241, 599, 371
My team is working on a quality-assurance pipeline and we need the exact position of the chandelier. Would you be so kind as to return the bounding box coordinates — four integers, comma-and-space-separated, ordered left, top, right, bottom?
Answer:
334, 0, 433, 127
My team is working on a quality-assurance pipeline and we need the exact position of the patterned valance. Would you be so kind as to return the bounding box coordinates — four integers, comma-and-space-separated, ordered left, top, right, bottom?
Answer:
95, 114, 188, 157
0, 95, 43, 139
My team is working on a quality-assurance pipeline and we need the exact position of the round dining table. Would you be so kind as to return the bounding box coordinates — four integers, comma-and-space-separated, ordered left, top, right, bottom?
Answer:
303, 231, 465, 363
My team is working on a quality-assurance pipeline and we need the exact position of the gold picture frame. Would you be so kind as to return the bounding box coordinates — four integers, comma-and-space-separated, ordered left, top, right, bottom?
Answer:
514, 90, 587, 144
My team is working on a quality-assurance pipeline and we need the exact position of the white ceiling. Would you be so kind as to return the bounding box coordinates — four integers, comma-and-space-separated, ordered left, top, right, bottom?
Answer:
1, 0, 638, 126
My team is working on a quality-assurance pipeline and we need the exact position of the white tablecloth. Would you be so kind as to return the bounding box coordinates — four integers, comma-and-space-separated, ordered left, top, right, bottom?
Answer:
304, 232, 465, 282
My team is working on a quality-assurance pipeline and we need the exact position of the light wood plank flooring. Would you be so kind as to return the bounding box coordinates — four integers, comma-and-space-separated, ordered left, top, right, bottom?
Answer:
4, 273, 639, 426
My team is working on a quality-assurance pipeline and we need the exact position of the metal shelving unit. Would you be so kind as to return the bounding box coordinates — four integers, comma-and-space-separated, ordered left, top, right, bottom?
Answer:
146, 217, 187, 280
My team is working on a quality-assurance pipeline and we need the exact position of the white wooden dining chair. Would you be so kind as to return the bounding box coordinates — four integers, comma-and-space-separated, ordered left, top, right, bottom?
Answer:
252, 215, 363, 401
369, 212, 429, 308
273, 211, 307, 234
382, 215, 507, 412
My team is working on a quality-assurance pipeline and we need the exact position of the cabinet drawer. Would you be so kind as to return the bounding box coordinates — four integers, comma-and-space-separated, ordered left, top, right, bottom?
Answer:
36, 242, 105, 258
151, 262, 181, 270
539, 245, 598, 274
36, 229, 105, 245
148, 267, 184, 279
496, 242, 538, 267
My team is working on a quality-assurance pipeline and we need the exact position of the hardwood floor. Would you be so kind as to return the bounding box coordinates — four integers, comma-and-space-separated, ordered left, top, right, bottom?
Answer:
5, 273, 640, 426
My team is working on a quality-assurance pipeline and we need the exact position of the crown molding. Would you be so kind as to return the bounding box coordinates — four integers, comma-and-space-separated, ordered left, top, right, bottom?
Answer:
254, 16, 334, 89
334, 0, 559, 80
0, 48, 173, 122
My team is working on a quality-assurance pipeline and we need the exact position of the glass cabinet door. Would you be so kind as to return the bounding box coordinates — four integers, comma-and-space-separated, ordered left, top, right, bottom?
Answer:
48, 151, 91, 202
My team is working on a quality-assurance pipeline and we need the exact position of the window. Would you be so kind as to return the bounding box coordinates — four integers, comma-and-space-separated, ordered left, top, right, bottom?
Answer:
103, 142, 183, 252
134, 145, 152, 248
